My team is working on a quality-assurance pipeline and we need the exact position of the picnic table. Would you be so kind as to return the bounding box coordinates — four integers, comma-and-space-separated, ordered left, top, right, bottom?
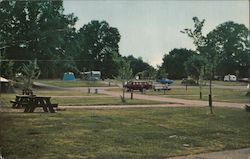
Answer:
11, 95, 58, 113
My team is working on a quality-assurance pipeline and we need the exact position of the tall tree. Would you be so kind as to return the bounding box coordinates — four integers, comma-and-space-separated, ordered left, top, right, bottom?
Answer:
123, 55, 153, 77
77, 20, 121, 79
181, 17, 208, 102
206, 21, 250, 77
160, 48, 196, 79
0, 0, 78, 78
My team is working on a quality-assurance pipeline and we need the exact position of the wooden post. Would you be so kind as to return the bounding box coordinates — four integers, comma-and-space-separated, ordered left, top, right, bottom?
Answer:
131, 89, 133, 99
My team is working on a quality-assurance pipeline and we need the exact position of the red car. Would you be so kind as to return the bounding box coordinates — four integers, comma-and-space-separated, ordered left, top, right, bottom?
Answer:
124, 81, 152, 92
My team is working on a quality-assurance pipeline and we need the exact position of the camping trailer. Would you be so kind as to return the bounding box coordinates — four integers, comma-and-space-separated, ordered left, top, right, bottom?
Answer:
80, 71, 101, 81
224, 74, 237, 82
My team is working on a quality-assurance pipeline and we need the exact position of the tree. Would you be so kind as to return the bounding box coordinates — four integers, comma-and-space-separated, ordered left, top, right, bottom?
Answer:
19, 59, 40, 90
185, 55, 207, 99
0, 0, 78, 78
160, 48, 196, 79
136, 67, 157, 80
184, 55, 207, 81
77, 20, 121, 79
181, 17, 206, 53
206, 21, 250, 77
181, 17, 209, 103
123, 55, 153, 77
116, 58, 133, 100
156, 67, 168, 79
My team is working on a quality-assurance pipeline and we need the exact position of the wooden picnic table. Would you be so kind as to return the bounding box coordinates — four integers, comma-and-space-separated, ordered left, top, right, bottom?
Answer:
11, 95, 57, 113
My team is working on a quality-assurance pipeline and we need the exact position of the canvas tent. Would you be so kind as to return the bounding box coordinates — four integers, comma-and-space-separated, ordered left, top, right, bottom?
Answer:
63, 72, 76, 81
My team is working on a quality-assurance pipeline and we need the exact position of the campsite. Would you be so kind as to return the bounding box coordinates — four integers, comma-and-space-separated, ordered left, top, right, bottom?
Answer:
0, 1, 249, 159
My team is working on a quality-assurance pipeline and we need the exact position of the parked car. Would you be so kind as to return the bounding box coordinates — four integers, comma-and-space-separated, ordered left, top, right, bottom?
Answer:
124, 81, 152, 92
152, 82, 171, 91
157, 78, 173, 84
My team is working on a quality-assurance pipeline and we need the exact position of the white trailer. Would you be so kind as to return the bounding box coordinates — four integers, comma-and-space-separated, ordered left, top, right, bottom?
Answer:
224, 74, 237, 81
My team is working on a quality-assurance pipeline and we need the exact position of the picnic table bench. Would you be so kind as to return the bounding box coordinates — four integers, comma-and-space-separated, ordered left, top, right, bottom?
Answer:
11, 95, 58, 113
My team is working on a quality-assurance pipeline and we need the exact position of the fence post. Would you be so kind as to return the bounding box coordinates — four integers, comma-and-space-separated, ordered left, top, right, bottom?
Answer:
131, 89, 133, 99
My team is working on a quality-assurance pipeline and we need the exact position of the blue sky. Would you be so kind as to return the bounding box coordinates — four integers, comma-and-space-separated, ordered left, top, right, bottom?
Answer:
64, 0, 249, 67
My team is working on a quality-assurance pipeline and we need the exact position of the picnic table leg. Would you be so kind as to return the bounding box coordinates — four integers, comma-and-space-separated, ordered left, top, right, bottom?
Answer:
24, 104, 31, 113
44, 98, 55, 113
42, 99, 49, 112
12, 102, 17, 108
29, 97, 38, 113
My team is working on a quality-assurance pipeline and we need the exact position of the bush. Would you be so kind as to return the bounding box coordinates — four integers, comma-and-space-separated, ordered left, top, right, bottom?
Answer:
181, 78, 197, 86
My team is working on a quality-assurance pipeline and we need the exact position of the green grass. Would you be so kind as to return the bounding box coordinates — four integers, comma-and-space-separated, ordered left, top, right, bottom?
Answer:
106, 87, 249, 103
212, 80, 246, 86
35, 90, 102, 96
170, 80, 246, 86
146, 87, 249, 103
52, 97, 167, 106
36, 79, 109, 87
0, 90, 168, 107
0, 107, 249, 158
0, 90, 100, 107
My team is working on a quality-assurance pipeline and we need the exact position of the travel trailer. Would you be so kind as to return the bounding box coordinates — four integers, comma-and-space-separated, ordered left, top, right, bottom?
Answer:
80, 71, 101, 81
224, 74, 237, 82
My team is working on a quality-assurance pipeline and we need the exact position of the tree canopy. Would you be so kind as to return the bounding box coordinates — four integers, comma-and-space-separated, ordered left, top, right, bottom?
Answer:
0, 0, 78, 78
161, 17, 250, 79
1, 2, 249, 80
160, 48, 196, 79
206, 21, 250, 77
76, 20, 121, 79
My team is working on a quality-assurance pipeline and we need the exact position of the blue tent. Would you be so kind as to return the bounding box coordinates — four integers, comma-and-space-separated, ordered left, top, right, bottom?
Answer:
63, 72, 76, 81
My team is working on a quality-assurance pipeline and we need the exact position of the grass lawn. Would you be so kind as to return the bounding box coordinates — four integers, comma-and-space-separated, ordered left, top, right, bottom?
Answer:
36, 79, 109, 87
0, 90, 101, 107
146, 88, 249, 103
106, 87, 249, 103
52, 97, 168, 106
0, 90, 168, 107
170, 80, 246, 86
0, 107, 249, 159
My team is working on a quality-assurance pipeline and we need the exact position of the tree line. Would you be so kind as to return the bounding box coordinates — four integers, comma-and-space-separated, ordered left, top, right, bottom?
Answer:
0, 1, 249, 80
0, 0, 155, 80
159, 17, 249, 80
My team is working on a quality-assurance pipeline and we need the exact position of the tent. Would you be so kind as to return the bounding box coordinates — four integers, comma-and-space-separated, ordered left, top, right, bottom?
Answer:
0, 77, 9, 83
63, 72, 76, 81
0, 77, 10, 92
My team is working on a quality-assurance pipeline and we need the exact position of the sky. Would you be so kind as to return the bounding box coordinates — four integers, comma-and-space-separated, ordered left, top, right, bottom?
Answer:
63, 0, 249, 67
